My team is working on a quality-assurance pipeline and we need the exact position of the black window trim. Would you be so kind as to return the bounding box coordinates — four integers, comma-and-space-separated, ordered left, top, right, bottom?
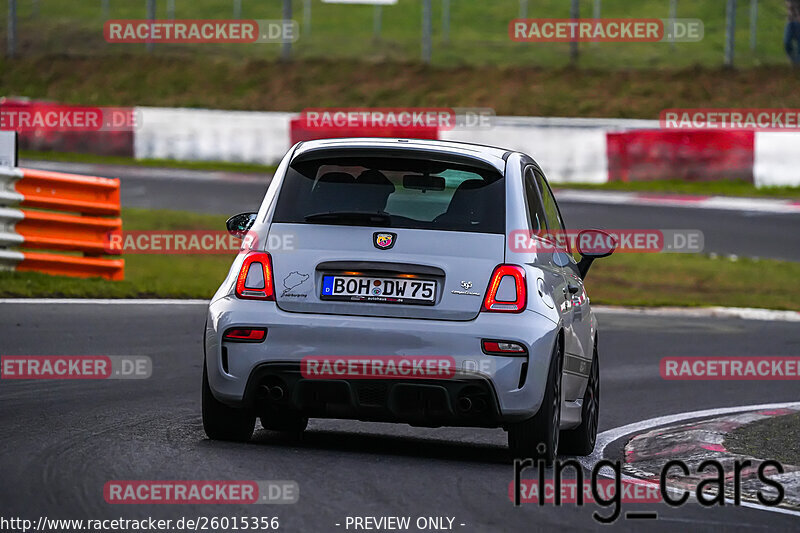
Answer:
532, 166, 567, 233
521, 163, 574, 258
533, 167, 577, 262
521, 164, 543, 234
522, 163, 559, 243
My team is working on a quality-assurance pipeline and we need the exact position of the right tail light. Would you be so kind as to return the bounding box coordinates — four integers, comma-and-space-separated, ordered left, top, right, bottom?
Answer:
482, 264, 526, 313
235, 252, 275, 300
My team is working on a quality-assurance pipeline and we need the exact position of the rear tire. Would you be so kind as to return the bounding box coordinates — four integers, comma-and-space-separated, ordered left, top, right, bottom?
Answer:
560, 341, 600, 456
260, 411, 308, 433
508, 336, 563, 464
202, 364, 255, 442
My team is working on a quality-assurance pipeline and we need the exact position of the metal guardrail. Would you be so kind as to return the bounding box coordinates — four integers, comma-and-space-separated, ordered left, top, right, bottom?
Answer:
0, 166, 124, 280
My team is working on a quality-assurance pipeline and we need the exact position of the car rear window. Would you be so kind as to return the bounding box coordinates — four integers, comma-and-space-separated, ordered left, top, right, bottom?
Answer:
272, 155, 505, 234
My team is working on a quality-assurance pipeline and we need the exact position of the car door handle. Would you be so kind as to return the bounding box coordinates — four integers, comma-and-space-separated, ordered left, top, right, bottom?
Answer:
567, 282, 580, 295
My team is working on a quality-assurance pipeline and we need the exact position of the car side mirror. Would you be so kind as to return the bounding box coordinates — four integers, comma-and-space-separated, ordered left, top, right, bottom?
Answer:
576, 229, 616, 279
226, 212, 257, 239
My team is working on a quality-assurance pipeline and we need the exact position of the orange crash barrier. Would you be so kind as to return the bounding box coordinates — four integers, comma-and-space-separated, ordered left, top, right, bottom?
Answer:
0, 166, 124, 281
16, 252, 125, 281
15, 168, 121, 216
15, 209, 122, 255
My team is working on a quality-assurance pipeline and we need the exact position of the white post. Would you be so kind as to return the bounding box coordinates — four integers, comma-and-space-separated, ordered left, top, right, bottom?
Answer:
280, 0, 292, 62
592, 0, 601, 47
724, 0, 736, 67
569, 0, 579, 64
374, 5, 382, 39
422, 0, 432, 63
304, 0, 311, 37
7, 0, 17, 58
442, 0, 450, 44
669, 0, 677, 50
146, 0, 155, 53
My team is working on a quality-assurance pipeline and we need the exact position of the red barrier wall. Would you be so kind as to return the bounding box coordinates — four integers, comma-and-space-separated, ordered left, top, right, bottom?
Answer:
0, 98, 134, 157
607, 130, 755, 183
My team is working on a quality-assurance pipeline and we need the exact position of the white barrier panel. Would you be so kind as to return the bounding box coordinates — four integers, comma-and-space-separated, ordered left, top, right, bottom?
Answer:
0, 206, 24, 248
0, 131, 17, 167
0, 166, 24, 207
479, 116, 659, 130
754, 132, 800, 187
129, 107, 800, 188
134, 107, 293, 165
441, 117, 612, 184
0, 249, 24, 272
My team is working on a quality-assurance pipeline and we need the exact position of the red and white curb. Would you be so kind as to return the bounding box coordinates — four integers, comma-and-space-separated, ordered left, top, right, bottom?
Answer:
580, 401, 800, 518
554, 189, 800, 215
623, 408, 800, 510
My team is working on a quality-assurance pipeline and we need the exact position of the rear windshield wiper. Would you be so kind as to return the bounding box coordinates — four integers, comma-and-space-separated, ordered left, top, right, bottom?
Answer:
304, 211, 392, 226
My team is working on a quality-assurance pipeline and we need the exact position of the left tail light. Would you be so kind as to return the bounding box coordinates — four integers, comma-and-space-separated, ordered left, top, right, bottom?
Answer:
235, 252, 275, 300
482, 340, 527, 355
482, 264, 526, 313
223, 328, 267, 342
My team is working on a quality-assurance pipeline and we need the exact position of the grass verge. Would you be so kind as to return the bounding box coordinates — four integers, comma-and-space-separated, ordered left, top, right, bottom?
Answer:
0, 0, 793, 68
20, 150, 277, 175
0, 208, 231, 299
1, 207, 800, 309
724, 412, 800, 466
558, 180, 800, 200
584, 253, 800, 311
3, 56, 800, 119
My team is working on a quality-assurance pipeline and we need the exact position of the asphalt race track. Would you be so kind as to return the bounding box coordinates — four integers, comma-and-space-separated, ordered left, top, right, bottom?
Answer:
562, 202, 800, 263
1, 302, 798, 532
24, 160, 800, 262
6, 160, 799, 532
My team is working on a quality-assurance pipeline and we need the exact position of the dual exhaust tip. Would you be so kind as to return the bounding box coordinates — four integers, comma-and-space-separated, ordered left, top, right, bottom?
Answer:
457, 395, 487, 414
259, 384, 285, 401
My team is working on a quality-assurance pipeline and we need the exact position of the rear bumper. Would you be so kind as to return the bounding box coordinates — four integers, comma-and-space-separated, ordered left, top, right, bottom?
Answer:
243, 363, 503, 428
204, 295, 560, 424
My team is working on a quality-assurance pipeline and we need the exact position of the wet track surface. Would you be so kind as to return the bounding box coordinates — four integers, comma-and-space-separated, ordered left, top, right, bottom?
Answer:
563, 202, 800, 263
7, 161, 799, 531
22, 160, 800, 263
1, 303, 798, 532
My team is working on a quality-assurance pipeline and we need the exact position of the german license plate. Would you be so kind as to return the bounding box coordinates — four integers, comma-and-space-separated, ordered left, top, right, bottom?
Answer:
321, 275, 436, 305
